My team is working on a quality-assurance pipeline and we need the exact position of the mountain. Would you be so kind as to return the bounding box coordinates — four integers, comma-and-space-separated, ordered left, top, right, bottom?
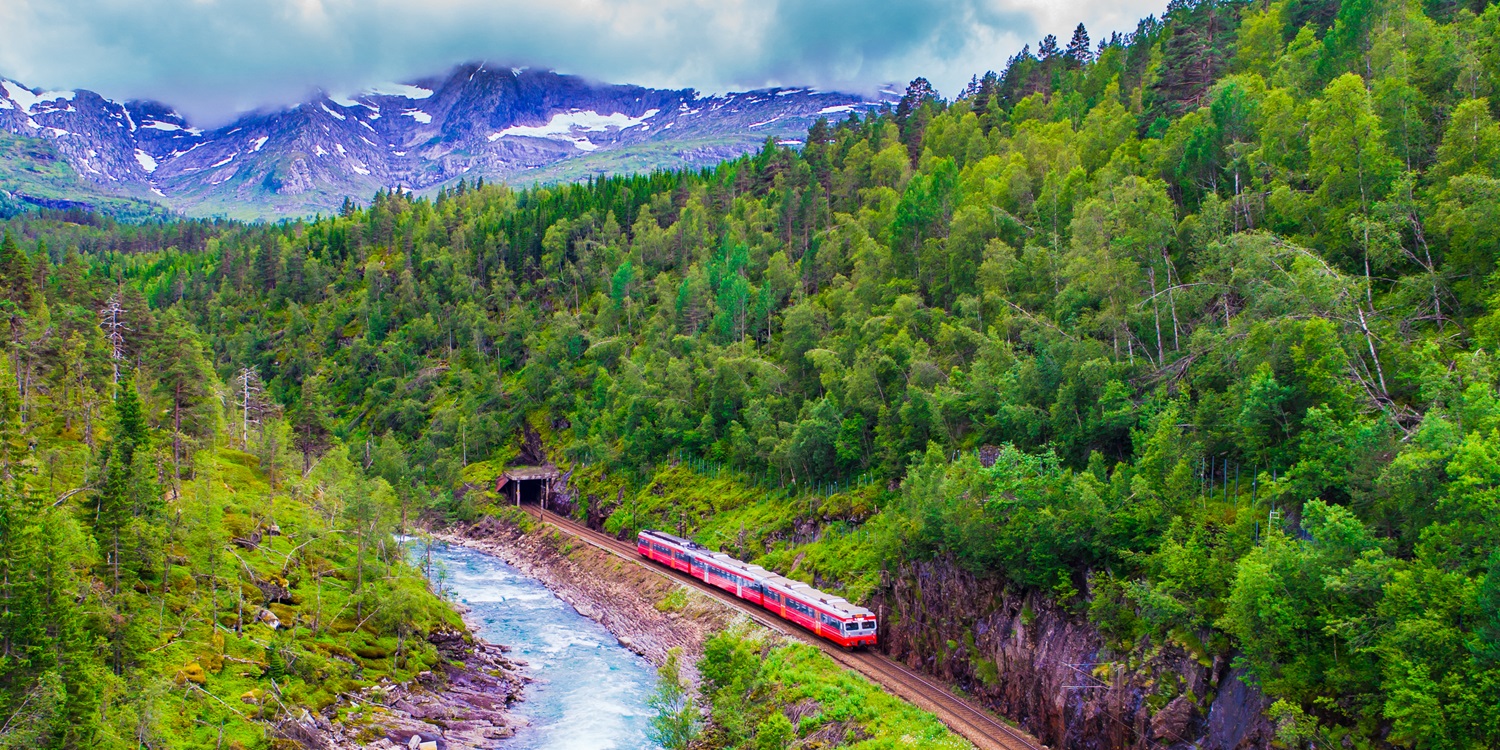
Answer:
0, 65, 895, 219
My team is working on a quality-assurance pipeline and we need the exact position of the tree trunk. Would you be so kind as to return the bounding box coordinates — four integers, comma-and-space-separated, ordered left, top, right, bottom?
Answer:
1149, 266, 1165, 364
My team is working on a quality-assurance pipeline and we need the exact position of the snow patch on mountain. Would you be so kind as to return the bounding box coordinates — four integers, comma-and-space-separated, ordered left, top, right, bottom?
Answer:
366, 83, 433, 99
134, 150, 158, 173
490, 109, 660, 142
1, 80, 75, 114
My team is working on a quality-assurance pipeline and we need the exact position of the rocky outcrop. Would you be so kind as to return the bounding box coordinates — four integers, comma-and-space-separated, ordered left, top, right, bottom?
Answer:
275, 626, 527, 750
872, 559, 1275, 750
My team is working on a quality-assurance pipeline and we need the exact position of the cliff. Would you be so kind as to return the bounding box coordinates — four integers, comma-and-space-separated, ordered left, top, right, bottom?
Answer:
874, 559, 1277, 750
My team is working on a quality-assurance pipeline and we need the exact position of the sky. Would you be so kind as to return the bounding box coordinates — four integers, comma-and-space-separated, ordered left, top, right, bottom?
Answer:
0, 0, 1167, 126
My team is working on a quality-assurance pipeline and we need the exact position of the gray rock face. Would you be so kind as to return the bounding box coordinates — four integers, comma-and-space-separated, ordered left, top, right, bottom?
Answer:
0, 65, 895, 218
873, 558, 1279, 750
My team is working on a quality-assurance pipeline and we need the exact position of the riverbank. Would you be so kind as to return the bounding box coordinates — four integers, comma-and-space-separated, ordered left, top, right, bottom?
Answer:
440, 509, 738, 681
276, 625, 528, 750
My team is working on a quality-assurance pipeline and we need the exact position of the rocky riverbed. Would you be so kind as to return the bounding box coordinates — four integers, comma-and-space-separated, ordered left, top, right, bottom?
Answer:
440, 514, 738, 683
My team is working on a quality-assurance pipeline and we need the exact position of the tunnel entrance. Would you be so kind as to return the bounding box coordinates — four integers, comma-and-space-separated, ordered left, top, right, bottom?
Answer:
516, 478, 543, 505
495, 465, 561, 510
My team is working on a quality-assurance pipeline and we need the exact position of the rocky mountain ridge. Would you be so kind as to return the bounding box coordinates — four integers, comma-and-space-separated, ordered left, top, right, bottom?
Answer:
0, 64, 896, 219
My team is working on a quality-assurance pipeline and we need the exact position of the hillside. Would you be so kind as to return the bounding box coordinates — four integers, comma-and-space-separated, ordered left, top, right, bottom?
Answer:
2, 0, 1500, 747
0, 67, 894, 220
0, 131, 166, 220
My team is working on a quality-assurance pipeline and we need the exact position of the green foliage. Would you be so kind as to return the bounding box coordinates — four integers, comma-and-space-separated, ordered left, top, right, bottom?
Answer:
2, 0, 1499, 743
696, 627, 966, 749
647, 648, 700, 750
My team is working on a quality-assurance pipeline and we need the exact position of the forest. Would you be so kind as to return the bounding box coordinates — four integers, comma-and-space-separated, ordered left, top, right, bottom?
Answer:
1, 0, 1500, 745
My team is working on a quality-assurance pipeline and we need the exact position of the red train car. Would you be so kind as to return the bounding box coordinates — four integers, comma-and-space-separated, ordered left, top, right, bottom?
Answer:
637, 530, 878, 649
637, 530, 700, 574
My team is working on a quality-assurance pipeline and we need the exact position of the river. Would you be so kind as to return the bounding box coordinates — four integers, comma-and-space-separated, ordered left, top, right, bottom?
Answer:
425, 541, 663, 750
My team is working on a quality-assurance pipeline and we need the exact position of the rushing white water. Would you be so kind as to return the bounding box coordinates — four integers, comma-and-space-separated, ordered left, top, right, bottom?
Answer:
425, 542, 662, 750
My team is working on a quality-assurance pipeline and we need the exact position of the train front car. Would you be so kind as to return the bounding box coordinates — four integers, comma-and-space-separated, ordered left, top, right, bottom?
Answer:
821, 603, 877, 649
841, 611, 879, 648
760, 576, 878, 649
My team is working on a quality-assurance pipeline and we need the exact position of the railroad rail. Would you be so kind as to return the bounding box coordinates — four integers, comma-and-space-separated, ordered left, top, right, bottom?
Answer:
528, 507, 1044, 750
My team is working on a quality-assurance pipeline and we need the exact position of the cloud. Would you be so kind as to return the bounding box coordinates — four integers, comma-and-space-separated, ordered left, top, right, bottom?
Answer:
0, 0, 1167, 125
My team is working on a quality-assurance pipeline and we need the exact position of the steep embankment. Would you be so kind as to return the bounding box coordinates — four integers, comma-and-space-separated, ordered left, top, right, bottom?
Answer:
874, 559, 1275, 750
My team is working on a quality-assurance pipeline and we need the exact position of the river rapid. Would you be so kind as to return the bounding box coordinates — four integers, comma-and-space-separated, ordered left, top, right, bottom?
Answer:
426, 542, 663, 750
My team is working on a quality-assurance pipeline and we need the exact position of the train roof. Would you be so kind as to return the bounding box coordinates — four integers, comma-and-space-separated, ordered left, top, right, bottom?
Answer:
639, 529, 703, 550
705, 554, 876, 620
641, 530, 875, 620
761, 574, 875, 618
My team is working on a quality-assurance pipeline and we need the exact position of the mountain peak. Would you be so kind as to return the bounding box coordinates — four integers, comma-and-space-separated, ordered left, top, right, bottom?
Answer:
0, 63, 895, 219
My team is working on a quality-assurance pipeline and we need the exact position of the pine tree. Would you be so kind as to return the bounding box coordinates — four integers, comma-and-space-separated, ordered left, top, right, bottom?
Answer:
895, 78, 940, 163
291, 376, 331, 476
0, 232, 33, 307
0, 362, 46, 682
1065, 24, 1093, 63
55, 246, 87, 304
256, 240, 281, 292
151, 313, 216, 490
1038, 34, 1061, 59
95, 381, 146, 596
895, 77, 938, 125
972, 71, 999, 118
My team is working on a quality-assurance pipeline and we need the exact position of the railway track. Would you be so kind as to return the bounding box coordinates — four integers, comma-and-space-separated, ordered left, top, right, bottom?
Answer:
528, 507, 1043, 750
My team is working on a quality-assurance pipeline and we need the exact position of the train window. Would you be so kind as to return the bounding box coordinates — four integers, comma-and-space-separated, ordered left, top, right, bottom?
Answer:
861, 621, 876, 630
843, 622, 859, 632
765, 590, 781, 603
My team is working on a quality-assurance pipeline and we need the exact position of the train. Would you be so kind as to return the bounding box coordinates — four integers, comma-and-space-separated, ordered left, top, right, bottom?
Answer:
636, 529, 878, 649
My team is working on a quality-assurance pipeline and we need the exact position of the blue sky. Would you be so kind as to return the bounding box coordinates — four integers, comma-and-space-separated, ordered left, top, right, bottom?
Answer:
0, 0, 1166, 124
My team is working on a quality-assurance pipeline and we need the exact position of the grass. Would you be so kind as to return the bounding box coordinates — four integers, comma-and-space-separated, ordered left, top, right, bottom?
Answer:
698, 625, 971, 749
0, 131, 168, 220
